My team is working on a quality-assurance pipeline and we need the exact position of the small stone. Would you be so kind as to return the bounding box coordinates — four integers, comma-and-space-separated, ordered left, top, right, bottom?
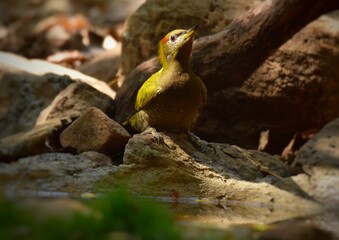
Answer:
60, 107, 131, 154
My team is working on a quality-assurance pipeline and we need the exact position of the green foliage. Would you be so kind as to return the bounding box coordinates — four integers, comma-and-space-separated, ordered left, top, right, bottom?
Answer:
0, 188, 181, 240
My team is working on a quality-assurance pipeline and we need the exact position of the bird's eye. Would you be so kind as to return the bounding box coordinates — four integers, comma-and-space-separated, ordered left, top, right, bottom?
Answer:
169, 34, 176, 42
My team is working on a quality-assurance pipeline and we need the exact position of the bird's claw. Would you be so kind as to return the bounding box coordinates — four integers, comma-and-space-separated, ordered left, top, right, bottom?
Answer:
152, 130, 165, 145
143, 127, 166, 145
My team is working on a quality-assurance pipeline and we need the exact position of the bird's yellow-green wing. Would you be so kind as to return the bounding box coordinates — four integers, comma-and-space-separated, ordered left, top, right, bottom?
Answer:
135, 70, 162, 110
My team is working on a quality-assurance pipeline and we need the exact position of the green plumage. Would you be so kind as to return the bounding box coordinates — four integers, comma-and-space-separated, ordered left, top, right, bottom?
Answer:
128, 27, 207, 132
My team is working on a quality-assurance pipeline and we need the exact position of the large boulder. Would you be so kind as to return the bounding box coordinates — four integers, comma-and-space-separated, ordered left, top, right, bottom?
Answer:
115, 132, 312, 207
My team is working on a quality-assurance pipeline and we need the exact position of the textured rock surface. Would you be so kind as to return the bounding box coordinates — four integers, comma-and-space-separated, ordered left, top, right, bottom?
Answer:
0, 64, 72, 138
36, 82, 114, 125
121, 0, 263, 74
60, 107, 130, 154
0, 152, 116, 193
293, 118, 339, 207
115, 132, 315, 211
295, 118, 339, 167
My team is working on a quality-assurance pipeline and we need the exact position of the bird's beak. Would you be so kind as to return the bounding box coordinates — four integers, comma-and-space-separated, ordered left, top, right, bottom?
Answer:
188, 25, 197, 32
184, 26, 196, 39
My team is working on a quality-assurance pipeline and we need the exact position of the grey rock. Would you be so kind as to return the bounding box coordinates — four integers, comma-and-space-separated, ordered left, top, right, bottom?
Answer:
293, 118, 339, 207
295, 118, 339, 167
0, 64, 72, 138
0, 152, 116, 193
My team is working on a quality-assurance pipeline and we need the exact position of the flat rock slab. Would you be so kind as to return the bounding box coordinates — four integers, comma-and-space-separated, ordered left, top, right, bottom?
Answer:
115, 132, 319, 217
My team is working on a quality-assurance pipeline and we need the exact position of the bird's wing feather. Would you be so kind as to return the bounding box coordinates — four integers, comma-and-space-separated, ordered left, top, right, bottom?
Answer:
135, 71, 163, 111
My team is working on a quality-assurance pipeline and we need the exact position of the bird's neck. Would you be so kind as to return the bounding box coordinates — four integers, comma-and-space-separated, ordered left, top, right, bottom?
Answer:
163, 59, 191, 73
176, 41, 192, 71
161, 41, 193, 72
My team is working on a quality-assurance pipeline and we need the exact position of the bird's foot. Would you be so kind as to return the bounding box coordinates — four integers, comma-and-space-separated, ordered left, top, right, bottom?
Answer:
188, 131, 216, 155
143, 127, 166, 145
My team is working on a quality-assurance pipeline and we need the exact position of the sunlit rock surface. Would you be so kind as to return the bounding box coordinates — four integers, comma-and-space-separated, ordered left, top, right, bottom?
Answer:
116, 132, 318, 216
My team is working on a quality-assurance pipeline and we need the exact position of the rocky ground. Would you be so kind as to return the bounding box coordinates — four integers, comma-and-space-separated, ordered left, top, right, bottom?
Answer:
0, 0, 339, 239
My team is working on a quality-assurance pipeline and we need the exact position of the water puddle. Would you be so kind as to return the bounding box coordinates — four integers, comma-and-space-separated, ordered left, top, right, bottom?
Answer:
3, 190, 339, 239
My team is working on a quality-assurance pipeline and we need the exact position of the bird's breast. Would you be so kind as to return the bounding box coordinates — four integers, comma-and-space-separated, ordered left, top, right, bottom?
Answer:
145, 75, 205, 131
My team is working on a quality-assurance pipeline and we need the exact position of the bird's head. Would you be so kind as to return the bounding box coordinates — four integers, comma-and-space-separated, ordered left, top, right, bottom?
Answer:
158, 26, 196, 67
